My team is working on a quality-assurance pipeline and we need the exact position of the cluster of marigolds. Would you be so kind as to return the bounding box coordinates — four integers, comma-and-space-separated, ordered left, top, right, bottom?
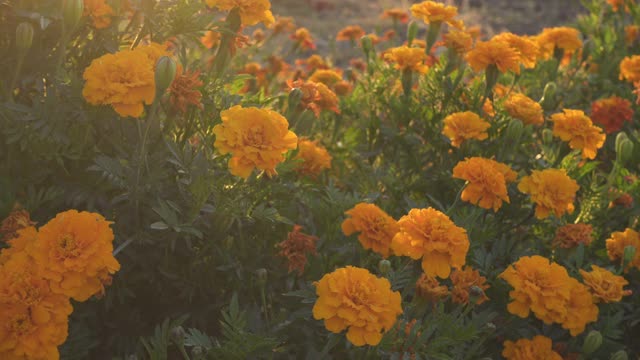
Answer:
5, 0, 640, 357
0, 208, 119, 359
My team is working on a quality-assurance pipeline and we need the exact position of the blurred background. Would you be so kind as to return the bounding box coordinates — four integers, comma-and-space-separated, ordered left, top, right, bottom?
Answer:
271, 0, 585, 39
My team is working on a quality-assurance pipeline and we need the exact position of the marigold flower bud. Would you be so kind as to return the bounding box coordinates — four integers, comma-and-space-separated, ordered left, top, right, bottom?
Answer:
256, 268, 268, 285
615, 132, 634, 165
542, 128, 554, 144
541, 82, 557, 110
610, 350, 628, 360
170, 326, 186, 344
379, 259, 392, 275
288, 87, 303, 109
582, 330, 602, 354
505, 119, 524, 142
407, 21, 419, 46
361, 35, 374, 57
63, 0, 84, 30
15, 22, 34, 54
155, 56, 177, 94
623, 245, 637, 268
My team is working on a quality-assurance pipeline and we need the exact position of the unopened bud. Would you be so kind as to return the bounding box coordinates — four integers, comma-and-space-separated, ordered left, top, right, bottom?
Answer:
256, 268, 268, 285
542, 128, 554, 144
582, 330, 603, 354
623, 245, 637, 268
540, 82, 557, 111
610, 350, 628, 360
407, 21, 419, 46
192, 345, 204, 358
378, 259, 391, 275
62, 0, 84, 30
170, 326, 186, 345
361, 35, 374, 57
16, 22, 34, 54
506, 119, 524, 142
155, 56, 177, 94
615, 132, 634, 165
288, 88, 303, 109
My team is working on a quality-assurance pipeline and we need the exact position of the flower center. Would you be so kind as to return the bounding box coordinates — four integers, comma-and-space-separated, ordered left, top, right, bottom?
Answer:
10, 314, 33, 336
57, 233, 81, 258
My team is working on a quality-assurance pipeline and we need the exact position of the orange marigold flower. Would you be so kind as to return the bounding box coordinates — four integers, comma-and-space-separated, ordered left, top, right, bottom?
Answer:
590, 96, 633, 134
296, 54, 329, 71
342, 203, 399, 258
30, 210, 121, 301
308, 69, 343, 87
502, 336, 563, 360
0, 207, 35, 242
350, 58, 367, 72
537, 27, 582, 60
550, 109, 605, 159
0, 227, 37, 265
168, 65, 204, 113
608, 0, 630, 12
384, 46, 430, 74
336, 25, 365, 42
273, 16, 296, 34
333, 80, 353, 96
415, 273, 449, 302
312, 266, 403, 346
201, 30, 221, 49
291, 27, 316, 51
314, 82, 341, 115
452, 157, 517, 211
493, 32, 540, 69
82, 44, 169, 117
562, 278, 599, 336
277, 225, 318, 275
606, 228, 640, 271
442, 111, 490, 148
252, 28, 265, 43
288, 79, 321, 116
450, 266, 489, 305
625, 25, 639, 45
504, 93, 544, 126
580, 265, 631, 303
205, 0, 274, 27
295, 138, 332, 178
410, 1, 463, 29
391, 208, 469, 278
610, 192, 634, 208
518, 168, 579, 219
443, 29, 473, 54
553, 223, 593, 249
619, 55, 640, 83
466, 38, 521, 74
213, 105, 298, 178
83, 0, 114, 29
381, 8, 409, 23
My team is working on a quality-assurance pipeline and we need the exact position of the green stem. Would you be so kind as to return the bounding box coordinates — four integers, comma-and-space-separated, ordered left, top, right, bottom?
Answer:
177, 344, 191, 360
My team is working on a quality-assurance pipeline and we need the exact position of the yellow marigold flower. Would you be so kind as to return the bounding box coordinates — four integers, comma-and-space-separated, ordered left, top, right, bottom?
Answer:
273, 16, 296, 34
83, 45, 167, 118
493, 32, 540, 69
625, 25, 639, 45
453, 157, 517, 211
537, 27, 582, 60
518, 169, 579, 219
0, 207, 35, 242
294, 138, 332, 178
466, 38, 521, 74
619, 55, 640, 83
606, 228, 640, 271
442, 111, 490, 148
562, 278, 598, 336
553, 223, 593, 249
450, 266, 489, 305
502, 336, 563, 360
342, 203, 399, 258
381, 8, 409, 23
314, 82, 341, 115
384, 46, 430, 74
391, 208, 469, 278
201, 30, 221, 49
30, 210, 120, 301
550, 109, 605, 160
500, 255, 572, 324
443, 29, 473, 54
415, 273, 449, 302
213, 105, 297, 178
291, 27, 316, 50
168, 65, 204, 114
83, 0, 114, 29
205, 0, 274, 27
277, 225, 318, 275
312, 266, 402, 346
591, 96, 633, 134
410, 1, 463, 29
504, 93, 544, 126
296, 54, 328, 71
336, 25, 365, 41
308, 69, 343, 87
580, 265, 631, 303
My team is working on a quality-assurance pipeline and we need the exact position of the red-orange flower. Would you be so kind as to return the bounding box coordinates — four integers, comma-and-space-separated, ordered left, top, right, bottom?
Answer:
336, 25, 365, 42
277, 225, 318, 275
590, 96, 633, 133
450, 267, 489, 305
381, 8, 409, 23
291, 28, 316, 51
168, 65, 203, 113
553, 224, 593, 249
0, 207, 35, 242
